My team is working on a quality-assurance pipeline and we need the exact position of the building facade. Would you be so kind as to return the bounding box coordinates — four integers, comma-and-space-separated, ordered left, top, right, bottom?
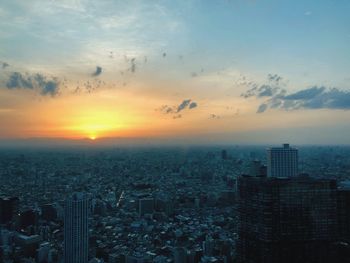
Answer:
237, 175, 339, 263
64, 193, 89, 263
267, 143, 298, 177
0, 197, 19, 225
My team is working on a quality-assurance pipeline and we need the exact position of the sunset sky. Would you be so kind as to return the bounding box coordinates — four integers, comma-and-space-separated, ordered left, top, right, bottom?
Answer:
0, 0, 350, 144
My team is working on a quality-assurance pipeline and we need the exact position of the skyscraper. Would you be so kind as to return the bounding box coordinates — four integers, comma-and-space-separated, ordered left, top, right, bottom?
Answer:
237, 175, 338, 263
64, 193, 89, 263
0, 197, 19, 225
267, 143, 298, 177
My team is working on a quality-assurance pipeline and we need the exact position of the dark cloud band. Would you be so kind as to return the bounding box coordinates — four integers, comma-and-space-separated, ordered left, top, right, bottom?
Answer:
241, 74, 350, 113
4, 72, 60, 97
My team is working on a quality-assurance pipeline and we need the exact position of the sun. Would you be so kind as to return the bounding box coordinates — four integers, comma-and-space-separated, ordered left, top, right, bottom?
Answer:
63, 108, 130, 139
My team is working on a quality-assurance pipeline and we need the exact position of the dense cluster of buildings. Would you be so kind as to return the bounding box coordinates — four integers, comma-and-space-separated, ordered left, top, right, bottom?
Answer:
1, 144, 350, 262
0, 148, 239, 262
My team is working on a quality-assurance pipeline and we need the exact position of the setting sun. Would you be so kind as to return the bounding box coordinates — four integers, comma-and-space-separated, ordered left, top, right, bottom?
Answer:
59, 103, 132, 139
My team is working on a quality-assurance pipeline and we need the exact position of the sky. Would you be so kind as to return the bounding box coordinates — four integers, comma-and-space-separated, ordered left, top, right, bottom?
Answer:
0, 0, 350, 145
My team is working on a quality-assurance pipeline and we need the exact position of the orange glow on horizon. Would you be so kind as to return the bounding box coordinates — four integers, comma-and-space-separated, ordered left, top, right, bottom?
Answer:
0, 88, 216, 140
63, 110, 128, 139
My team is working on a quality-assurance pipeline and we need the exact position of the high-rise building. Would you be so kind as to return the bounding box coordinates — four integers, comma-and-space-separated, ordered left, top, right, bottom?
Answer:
337, 181, 350, 243
64, 193, 89, 263
173, 247, 187, 263
19, 208, 38, 228
138, 198, 154, 216
0, 197, 19, 225
237, 175, 338, 263
267, 143, 298, 177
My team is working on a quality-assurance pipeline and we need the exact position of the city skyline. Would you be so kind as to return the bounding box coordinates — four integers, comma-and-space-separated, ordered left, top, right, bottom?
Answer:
2, 142, 350, 262
1, 0, 350, 145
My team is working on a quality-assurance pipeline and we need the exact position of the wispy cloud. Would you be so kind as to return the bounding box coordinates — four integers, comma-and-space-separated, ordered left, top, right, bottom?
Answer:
1, 62, 9, 69
0, 0, 186, 75
241, 73, 286, 99
257, 103, 268, 113
157, 99, 198, 117
209, 114, 220, 119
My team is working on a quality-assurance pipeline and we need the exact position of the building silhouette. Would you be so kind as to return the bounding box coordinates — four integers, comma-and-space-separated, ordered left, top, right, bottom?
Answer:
237, 175, 340, 263
267, 143, 298, 177
0, 197, 19, 225
64, 193, 89, 263
337, 182, 350, 244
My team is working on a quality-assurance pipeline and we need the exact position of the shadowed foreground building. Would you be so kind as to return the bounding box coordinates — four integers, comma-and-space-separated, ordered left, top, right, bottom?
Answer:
337, 182, 350, 245
0, 197, 19, 225
237, 175, 342, 263
64, 193, 90, 263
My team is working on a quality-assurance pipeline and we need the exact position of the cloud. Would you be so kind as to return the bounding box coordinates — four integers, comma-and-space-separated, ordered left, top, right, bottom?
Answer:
157, 105, 171, 113
177, 99, 191, 112
280, 86, 350, 111
241, 84, 284, 98
248, 85, 350, 113
2, 62, 9, 69
41, 80, 59, 96
6, 72, 34, 89
189, 102, 197, 109
257, 85, 273, 97
239, 73, 350, 113
284, 86, 325, 100
241, 74, 286, 99
92, 66, 102, 76
157, 99, 198, 117
73, 78, 104, 94
156, 105, 174, 114
4, 72, 60, 96
257, 104, 268, 113
130, 58, 136, 73
267, 73, 283, 84
241, 85, 258, 98
294, 87, 350, 110
209, 114, 220, 119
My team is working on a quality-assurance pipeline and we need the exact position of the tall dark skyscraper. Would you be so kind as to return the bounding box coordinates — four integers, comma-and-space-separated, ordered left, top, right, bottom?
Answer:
0, 197, 19, 224
267, 143, 298, 177
237, 175, 339, 263
64, 193, 89, 263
